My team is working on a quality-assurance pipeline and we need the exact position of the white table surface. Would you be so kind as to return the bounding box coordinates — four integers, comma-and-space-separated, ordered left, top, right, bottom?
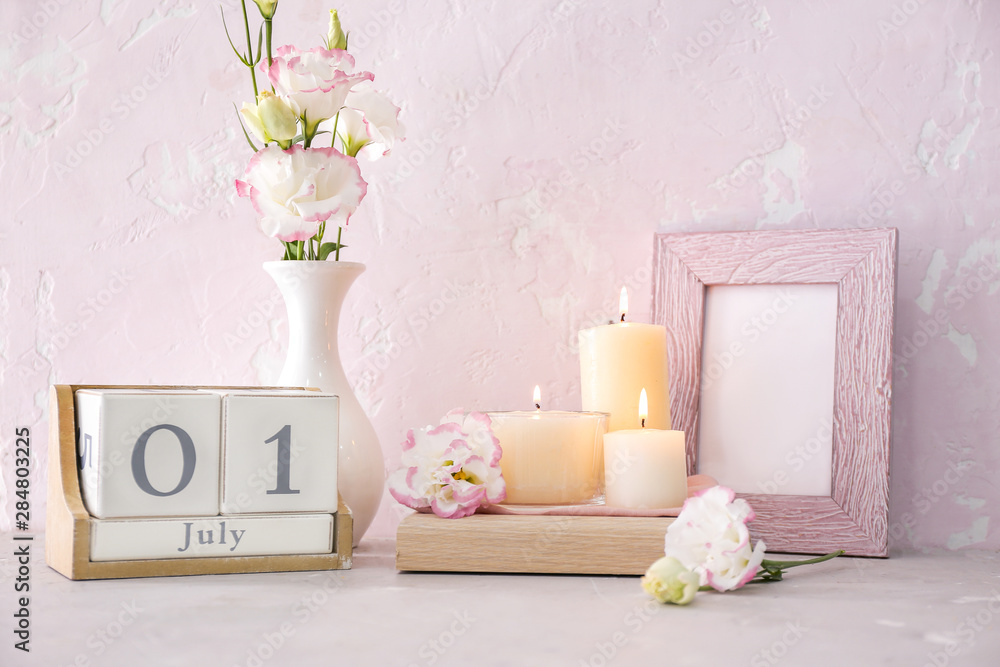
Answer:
3, 535, 999, 666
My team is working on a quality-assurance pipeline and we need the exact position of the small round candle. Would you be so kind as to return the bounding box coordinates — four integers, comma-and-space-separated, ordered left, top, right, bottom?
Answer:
489, 387, 608, 505
604, 389, 687, 509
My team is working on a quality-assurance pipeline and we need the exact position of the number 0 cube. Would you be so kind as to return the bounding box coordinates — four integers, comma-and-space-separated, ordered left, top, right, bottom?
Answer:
216, 390, 339, 514
75, 389, 222, 519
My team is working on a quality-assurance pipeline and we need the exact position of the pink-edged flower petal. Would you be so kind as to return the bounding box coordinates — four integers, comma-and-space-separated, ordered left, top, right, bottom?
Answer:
430, 494, 477, 519
400, 429, 418, 452
448, 479, 487, 505
427, 422, 464, 438
704, 539, 767, 592
388, 467, 429, 509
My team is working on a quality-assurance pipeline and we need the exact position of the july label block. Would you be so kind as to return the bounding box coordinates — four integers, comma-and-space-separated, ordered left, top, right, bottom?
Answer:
89, 513, 334, 561
215, 390, 339, 514
75, 389, 222, 519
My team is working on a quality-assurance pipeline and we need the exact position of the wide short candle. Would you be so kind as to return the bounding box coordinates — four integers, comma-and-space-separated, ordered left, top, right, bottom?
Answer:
489, 388, 608, 505
604, 390, 687, 509
579, 288, 671, 432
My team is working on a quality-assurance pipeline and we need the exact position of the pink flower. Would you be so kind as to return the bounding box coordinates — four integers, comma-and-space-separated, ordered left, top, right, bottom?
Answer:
388, 410, 506, 519
663, 486, 767, 592
235, 144, 367, 242
266, 45, 373, 135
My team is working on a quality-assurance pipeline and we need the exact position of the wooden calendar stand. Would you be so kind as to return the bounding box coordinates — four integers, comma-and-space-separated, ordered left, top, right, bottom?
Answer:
45, 384, 354, 580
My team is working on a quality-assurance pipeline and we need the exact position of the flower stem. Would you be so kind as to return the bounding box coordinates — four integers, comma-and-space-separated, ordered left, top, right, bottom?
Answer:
302, 111, 314, 148
317, 221, 325, 246
335, 226, 343, 261
264, 17, 274, 90
752, 550, 844, 583
760, 550, 844, 570
239, 0, 259, 98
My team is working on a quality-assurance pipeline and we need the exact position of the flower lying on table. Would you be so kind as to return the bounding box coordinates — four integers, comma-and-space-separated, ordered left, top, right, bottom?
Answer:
388, 410, 506, 519
643, 486, 843, 605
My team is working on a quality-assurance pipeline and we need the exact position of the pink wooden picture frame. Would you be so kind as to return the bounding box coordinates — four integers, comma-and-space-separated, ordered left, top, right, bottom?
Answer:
652, 229, 897, 557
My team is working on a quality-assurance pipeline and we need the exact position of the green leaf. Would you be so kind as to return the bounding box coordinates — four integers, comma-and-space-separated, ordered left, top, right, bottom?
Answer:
253, 22, 264, 66
221, 7, 252, 65
318, 242, 346, 260
233, 104, 259, 152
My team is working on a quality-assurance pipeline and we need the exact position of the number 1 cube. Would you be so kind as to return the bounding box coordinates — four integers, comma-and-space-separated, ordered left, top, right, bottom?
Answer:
216, 390, 339, 514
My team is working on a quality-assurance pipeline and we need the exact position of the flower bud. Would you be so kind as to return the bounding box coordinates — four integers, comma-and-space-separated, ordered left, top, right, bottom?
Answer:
256, 91, 298, 143
251, 0, 278, 20
240, 91, 298, 148
641, 557, 700, 605
326, 9, 348, 50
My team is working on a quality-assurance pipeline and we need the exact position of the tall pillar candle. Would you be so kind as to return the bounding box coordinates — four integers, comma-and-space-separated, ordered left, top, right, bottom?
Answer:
579, 288, 671, 432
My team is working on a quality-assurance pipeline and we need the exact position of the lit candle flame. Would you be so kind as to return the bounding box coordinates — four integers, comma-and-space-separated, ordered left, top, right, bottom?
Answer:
533, 385, 541, 411
639, 388, 648, 428
619, 287, 628, 323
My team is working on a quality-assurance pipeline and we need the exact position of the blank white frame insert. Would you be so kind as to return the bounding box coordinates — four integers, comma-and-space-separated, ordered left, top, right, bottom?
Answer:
697, 283, 838, 496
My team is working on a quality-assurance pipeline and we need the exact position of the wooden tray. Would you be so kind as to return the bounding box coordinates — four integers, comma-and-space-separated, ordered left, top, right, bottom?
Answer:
45, 384, 353, 580
396, 513, 674, 575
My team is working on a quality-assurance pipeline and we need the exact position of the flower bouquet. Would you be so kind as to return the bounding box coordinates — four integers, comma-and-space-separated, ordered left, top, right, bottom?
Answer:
227, 0, 403, 260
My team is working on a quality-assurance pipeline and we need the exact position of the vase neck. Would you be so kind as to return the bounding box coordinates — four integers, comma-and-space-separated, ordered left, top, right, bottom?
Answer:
264, 261, 365, 391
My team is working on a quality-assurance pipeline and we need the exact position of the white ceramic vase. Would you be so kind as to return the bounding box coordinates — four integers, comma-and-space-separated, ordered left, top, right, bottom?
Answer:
264, 260, 384, 545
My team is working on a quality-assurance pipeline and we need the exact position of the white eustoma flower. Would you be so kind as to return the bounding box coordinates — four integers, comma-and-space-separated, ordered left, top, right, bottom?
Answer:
337, 85, 405, 159
266, 45, 372, 135
663, 486, 767, 592
235, 144, 367, 242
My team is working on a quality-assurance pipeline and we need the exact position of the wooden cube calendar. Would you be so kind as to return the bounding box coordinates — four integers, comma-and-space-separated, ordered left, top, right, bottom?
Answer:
75, 389, 222, 519
45, 385, 353, 580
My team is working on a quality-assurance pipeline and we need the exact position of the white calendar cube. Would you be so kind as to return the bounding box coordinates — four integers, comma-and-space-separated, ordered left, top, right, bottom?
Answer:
215, 390, 339, 514
75, 389, 222, 519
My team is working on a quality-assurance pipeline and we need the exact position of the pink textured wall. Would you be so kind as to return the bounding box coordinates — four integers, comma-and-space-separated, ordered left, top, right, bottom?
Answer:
2, 0, 997, 551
